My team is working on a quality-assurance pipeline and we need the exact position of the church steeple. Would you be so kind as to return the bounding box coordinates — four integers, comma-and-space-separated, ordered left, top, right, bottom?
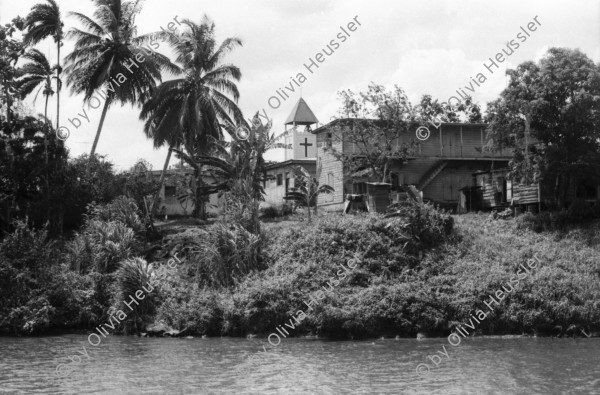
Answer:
285, 97, 319, 127
284, 98, 318, 160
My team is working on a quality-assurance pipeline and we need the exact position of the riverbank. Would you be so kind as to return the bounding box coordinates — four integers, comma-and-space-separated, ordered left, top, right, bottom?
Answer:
2, 199, 599, 339
150, 206, 600, 340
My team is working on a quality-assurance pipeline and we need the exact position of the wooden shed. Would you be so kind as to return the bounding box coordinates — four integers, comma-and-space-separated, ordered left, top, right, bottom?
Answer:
473, 169, 542, 210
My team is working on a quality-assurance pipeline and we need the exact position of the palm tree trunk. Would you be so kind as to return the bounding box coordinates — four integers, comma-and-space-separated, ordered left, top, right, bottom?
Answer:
44, 94, 49, 163
90, 99, 110, 156
44, 93, 50, 225
56, 40, 61, 130
150, 145, 173, 216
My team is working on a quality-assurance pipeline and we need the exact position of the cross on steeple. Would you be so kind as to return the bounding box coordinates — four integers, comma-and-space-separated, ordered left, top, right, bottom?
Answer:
300, 137, 313, 157
284, 98, 318, 161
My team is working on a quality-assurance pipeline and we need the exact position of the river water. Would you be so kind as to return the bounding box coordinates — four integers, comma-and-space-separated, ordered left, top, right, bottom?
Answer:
0, 335, 599, 394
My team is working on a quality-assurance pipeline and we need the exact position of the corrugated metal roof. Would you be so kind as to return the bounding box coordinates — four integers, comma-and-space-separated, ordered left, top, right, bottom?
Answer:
284, 98, 319, 125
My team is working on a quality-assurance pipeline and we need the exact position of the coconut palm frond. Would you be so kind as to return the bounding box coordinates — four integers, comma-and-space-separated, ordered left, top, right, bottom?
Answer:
23, 0, 62, 45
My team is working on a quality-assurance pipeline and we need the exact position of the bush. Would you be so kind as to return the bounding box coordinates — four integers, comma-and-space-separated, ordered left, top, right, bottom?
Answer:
65, 197, 144, 274
260, 205, 280, 219
385, 200, 454, 248
516, 212, 546, 232
88, 196, 145, 235
180, 222, 264, 287
114, 257, 158, 333
219, 208, 455, 338
60, 197, 146, 330
0, 221, 95, 334
65, 220, 138, 274
156, 286, 224, 336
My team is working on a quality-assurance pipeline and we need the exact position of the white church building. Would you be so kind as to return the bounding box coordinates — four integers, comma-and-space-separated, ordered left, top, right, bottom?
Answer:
263, 98, 319, 206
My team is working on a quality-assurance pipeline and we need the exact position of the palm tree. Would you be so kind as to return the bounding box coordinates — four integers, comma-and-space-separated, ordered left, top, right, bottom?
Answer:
64, 0, 177, 156
15, 49, 55, 160
140, 16, 245, 217
23, 0, 63, 130
15, 49, 56, 224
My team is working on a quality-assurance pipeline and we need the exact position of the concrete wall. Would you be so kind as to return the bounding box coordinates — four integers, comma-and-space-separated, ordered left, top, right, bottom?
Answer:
153, 170, 222, 217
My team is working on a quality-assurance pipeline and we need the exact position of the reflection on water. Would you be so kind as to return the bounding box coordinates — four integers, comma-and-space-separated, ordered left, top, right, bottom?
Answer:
1, 335, 599, 394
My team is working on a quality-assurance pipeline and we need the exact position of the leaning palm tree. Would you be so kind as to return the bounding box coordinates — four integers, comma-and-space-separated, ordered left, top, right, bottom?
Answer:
15, 49, 55, 160
140, 16, 245, 217
23, 0, 63, 130
64, 0, 177, 156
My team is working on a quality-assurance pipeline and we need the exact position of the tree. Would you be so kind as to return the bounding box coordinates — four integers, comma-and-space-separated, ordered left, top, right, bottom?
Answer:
16, 49, 55, 156
15, 49, 56, 223
23, 0, 63, 130
0, 112, 70, 234
180, 115, 287, 231
284, 166, 334, 223
415, 94, 482, 124
329, 83, 418, 183
330, 84, 485, 187
485, 48, 600, 206
0, 17, 25, 126
485, 62, 544, 184
124, 159, 160, 217
140, 16, 244, 217
60, 154, 123, 231
64, 0, 176, 156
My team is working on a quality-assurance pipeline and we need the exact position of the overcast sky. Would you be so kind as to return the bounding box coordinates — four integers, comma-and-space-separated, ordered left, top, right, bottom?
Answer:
1, 0, 598, 171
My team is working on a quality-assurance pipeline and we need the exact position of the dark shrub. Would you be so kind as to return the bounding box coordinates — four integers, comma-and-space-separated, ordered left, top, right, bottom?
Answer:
385, 200, 454, 248
0, 221, 93, 334
260, 205, 280, 219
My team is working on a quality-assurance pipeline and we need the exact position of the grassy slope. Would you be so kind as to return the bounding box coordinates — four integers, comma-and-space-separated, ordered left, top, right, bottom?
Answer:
156, 212, 600, 339
446, 214, 600, 336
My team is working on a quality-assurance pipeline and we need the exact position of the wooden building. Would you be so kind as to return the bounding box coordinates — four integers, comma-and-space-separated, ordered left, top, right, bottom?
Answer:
264, 159, 316, 206
312, 120, 511, 211
471, 168, 600, 212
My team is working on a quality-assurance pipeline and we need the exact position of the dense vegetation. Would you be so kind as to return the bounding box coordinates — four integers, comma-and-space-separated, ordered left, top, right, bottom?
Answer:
2, 199, 599, 339
153, 203, 600, 339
